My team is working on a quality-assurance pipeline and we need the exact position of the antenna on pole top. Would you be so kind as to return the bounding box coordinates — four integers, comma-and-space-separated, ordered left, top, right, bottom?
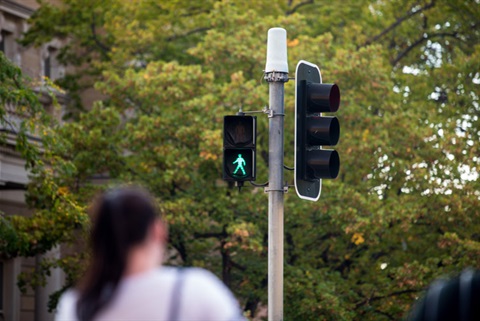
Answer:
265, 28, 289, 74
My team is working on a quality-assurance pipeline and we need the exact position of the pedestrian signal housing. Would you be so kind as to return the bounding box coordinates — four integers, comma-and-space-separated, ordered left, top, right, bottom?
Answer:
223, 115, 257, 182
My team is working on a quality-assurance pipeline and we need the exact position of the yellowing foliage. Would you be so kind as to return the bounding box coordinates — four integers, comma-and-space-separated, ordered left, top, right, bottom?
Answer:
351, 232, 365, 245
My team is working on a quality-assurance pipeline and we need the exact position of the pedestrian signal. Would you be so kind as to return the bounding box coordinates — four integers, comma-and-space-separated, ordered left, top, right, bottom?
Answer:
223, 115, 256, 182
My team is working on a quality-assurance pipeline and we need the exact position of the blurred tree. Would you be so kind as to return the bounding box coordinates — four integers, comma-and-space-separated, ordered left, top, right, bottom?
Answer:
0, 51, 87, 259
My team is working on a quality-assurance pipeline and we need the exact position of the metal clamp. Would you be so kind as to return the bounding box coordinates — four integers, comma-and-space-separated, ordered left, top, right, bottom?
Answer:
264, 185, 289, 193
263, 106, 285, 118
264, 71, 289, 83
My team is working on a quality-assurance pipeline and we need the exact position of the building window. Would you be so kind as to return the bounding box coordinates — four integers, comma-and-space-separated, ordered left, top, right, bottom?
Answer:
0, 30, 13, 60
43, 46, 63, 80
44, 53, 51, 78
0, 31, 4, 53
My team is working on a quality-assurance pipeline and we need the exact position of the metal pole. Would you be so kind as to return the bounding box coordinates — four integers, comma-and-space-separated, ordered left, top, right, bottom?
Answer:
265, 72, 288, 321
265, 27, 288, 321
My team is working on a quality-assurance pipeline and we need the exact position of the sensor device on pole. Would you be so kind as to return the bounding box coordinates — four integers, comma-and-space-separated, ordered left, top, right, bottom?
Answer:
265, 28, 289, 73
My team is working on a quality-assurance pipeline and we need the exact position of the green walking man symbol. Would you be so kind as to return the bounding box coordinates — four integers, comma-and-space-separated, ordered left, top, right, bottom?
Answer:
233, 154, 247, 176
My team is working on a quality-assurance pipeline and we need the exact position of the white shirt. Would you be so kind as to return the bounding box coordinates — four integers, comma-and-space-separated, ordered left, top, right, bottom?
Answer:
56, 267, 245, 321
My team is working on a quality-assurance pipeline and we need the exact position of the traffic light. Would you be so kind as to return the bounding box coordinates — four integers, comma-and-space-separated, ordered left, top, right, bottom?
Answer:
295, 60, 340, 201
223, 115, 257, 182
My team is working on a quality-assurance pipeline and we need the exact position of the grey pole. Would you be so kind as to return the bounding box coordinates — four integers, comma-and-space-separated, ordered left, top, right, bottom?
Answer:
264, 28, 288, 321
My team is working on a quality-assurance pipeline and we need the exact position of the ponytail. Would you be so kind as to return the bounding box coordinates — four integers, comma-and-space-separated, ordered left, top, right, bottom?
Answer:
76, 187, 159, 321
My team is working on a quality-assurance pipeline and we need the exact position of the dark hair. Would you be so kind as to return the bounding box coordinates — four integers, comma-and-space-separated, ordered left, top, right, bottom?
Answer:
76, 186, 160, 321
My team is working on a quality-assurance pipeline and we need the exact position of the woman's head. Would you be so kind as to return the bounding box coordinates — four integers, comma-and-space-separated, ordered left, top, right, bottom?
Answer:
77, 186, 166, 321
90, 186, 163, 263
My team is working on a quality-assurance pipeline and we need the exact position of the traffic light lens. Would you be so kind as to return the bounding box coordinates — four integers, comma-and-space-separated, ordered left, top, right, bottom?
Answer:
308, 83, 340, 113
306, 149, 340, 179
328, 84, 340, 112
224, 117, 255, 147
232, 153, 247, 176
307, 116, 340, 146
223, 149, 254, 181
329, 150, 340, 178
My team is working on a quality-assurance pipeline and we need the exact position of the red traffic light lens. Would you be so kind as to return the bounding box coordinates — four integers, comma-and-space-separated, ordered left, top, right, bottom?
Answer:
307, 83, 340, 113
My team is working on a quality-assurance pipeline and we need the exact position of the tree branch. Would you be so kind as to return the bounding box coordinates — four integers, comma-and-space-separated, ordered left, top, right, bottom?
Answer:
230, 259, 246, 271
286, 0, 314, 16
90, 13, 111, 55
221, 238, 231, 286
363, 1, 436, 47
335, 245, 368, 274
355, 288, 420, 308
170, 235, 188, 263
392, 31, 459, 65
181, 7, 211, 18
372, 309, 395, 320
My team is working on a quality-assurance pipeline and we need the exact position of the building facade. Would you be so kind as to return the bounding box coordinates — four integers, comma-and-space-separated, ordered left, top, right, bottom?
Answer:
1, 1, 65, 320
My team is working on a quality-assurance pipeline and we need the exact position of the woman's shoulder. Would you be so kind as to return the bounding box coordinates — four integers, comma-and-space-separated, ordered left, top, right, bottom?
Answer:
179, 267, 246, 320
157, 266, 218, 281
178, 267, 225, 290
55, 289, 79, 321
57, 289, 79, 307
182, 267, 219, 279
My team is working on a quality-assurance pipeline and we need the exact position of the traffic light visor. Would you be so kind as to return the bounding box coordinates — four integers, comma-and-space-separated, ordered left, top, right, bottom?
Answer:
307, 83, 340, 113
306, 149, 340, 179
307, 116, 340, 146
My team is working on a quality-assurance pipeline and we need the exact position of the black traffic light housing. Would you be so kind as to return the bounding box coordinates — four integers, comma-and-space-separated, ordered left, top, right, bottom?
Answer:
295, 60, 340, 201
223, 115, 257, 182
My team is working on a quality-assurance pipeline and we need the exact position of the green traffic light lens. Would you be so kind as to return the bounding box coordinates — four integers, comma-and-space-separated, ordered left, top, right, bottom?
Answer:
223, 149, 254, 181
232, 153, 248, 177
